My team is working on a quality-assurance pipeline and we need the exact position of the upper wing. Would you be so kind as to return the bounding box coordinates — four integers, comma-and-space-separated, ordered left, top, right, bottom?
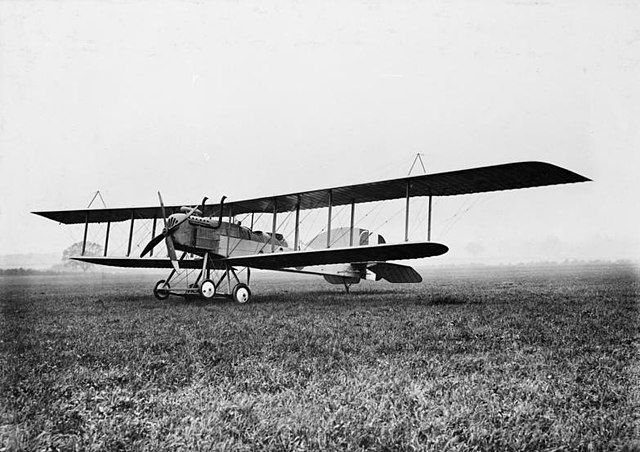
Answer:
71, 241, 448, 270
33, 161, 590, 224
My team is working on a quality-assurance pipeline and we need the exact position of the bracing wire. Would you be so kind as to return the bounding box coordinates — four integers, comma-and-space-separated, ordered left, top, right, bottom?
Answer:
437, 192, 499, 239
408, 196, 430, 240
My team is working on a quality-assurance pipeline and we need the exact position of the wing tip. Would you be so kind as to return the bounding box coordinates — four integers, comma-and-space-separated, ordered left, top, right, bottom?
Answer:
428, 242, 449, 257
527, 160, 592, 183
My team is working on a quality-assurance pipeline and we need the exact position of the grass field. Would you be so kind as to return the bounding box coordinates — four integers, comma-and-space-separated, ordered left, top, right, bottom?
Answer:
1, 263, 638, 451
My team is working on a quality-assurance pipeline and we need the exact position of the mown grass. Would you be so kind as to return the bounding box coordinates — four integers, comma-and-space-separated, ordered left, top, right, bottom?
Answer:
1, 263, 638, 451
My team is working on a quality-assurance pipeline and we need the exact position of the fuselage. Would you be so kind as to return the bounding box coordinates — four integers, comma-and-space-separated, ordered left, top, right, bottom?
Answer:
168, 213, 291, 258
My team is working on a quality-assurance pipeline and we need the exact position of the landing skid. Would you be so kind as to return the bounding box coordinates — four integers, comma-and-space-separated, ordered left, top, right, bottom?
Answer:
343, 279, 352, 294
152, 253, 252, 303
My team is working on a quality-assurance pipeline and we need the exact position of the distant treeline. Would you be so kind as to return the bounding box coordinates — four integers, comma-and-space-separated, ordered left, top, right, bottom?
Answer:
0, 260, 636, 278
0, 268, 71, 276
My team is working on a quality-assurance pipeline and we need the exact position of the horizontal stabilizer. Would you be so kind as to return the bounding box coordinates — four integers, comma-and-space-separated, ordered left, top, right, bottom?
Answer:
367, 262, 422, 283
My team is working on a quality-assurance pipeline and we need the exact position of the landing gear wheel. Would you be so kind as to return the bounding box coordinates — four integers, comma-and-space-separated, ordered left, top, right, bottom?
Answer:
153, 280, 170, 300
199, 279, 216, 300
232, 283, 251, 304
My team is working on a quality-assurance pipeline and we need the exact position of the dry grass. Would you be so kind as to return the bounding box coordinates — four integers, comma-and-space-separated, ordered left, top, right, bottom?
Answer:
1, 263, 638, 451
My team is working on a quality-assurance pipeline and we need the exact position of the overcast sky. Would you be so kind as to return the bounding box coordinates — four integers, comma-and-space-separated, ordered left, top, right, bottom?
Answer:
1, 0, 638, 264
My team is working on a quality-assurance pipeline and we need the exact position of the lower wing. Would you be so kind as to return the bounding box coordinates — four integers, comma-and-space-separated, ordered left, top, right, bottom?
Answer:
71, 241, 448, 270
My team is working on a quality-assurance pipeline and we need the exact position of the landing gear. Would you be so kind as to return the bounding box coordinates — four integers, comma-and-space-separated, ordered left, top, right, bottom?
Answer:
199, 279, 216, 299
232, 283, 251, 303
153, 280, 170, 300
151, 254, 253, 302
343, 278, 352, 294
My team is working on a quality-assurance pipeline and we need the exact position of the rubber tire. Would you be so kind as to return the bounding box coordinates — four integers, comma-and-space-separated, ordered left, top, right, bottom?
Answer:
232, 283, 251, 304
199, 279, 216, 300
153, 280, 170, 300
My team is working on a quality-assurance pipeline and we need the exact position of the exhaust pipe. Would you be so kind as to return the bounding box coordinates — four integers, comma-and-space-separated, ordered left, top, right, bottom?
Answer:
213, 196, 227, 229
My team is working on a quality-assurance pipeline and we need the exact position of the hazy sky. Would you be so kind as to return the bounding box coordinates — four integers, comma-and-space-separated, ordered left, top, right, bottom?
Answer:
1, 0, 639, 263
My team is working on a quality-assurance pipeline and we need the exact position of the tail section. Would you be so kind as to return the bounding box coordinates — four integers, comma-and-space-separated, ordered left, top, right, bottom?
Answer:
322, 262, 423, 285
307, 228, 423, 286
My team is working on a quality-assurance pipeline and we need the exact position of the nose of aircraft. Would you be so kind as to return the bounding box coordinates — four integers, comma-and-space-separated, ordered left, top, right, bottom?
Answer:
140, 195, 208, 272
165, 214, 181, 232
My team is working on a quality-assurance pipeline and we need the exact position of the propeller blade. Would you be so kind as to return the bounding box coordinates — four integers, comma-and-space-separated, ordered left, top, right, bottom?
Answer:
158, 191, 169, 229
140, 233, 165, 258
154, 192, 208, 271
165, 235, 179, 272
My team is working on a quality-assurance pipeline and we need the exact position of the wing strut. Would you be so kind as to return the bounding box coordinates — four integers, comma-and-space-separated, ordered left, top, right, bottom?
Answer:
104, 221, 110, 256
126, 210, 135, 256
404, 181, 410, 242
294, 195, 301, 251
82, 212, 89, 256
349, 200, 355, 247
327, 190, 333, 248
428, 195, 433, 241
271, 199, 277, 253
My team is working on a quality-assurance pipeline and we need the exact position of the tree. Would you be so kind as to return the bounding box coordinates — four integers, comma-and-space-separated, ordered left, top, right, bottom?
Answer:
62, 241, 103, 272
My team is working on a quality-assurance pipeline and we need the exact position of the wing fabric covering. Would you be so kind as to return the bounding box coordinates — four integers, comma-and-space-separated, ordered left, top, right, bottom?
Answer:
367, 262, 423, 283
226, 242, 447, 269
33, 161, 590, 224
70, 257, 209, 269
71, 241, 448, 270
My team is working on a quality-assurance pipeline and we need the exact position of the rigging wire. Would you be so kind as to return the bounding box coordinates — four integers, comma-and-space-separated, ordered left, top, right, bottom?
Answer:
437, 192, 499, 239
434, 197, 472, 237
408, 196, 431, 240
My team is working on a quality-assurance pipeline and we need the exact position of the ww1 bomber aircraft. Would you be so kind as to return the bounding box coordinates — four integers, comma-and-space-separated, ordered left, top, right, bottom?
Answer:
33, 161, 589, 303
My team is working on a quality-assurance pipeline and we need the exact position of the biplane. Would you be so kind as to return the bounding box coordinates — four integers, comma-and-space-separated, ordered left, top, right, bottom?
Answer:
33, 161, 589, 302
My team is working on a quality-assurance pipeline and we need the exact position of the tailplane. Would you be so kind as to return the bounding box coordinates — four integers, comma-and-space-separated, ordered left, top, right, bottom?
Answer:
367, 262, 422, 283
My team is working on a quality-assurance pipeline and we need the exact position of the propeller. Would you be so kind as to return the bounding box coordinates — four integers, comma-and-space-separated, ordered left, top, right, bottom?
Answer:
140, 192, 208, 272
